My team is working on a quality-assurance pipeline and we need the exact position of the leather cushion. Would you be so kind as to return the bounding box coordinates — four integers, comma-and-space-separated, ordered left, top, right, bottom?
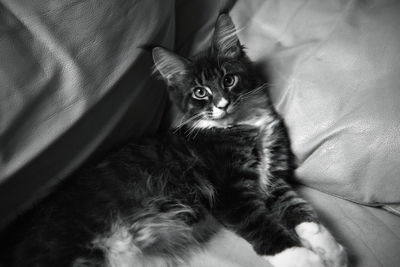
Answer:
0, 0, 173, 227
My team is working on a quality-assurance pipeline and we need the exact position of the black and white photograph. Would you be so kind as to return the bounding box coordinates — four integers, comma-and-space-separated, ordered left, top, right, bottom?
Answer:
0, 0, 399, 266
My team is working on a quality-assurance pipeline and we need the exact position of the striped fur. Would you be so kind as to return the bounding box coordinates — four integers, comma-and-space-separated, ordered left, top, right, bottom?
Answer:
0, 14, 346, 267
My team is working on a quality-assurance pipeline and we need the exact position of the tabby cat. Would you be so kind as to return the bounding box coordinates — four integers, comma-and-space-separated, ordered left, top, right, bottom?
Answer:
0, 14, 347, 267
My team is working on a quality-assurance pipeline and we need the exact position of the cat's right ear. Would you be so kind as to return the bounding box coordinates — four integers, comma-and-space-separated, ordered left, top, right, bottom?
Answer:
152, 47, 190, 85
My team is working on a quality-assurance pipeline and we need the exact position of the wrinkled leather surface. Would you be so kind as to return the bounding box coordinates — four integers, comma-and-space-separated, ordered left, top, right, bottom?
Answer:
0, 0, 173, 227
230, 0, 400, 206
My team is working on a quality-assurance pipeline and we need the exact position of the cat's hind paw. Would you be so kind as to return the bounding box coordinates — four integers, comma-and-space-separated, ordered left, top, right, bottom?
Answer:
295, 222, 347, 267
263, 247, 325, 267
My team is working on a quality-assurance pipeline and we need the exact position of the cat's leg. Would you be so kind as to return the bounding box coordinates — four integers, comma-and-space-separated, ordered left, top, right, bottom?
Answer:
91, 198, 219, 267
211, 170, 327, 267
211, 169, 303, 256
265, 178, 347, 267
258, 119, 346, 266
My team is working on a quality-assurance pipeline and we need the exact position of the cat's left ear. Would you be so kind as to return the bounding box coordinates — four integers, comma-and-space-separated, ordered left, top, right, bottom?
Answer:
152, 47, 190, 85
212, 14, 242, 58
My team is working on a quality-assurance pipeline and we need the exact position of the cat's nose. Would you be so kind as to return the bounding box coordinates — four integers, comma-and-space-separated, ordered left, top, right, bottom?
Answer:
216, 98, 230, 110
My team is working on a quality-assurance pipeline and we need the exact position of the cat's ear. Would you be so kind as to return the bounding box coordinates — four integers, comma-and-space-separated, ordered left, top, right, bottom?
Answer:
152, 47, 190, 85
212, 14, 242, 58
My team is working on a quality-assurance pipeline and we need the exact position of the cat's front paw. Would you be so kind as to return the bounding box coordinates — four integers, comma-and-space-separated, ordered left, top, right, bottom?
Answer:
263, 247, 325, 267
295, 222, 347, 267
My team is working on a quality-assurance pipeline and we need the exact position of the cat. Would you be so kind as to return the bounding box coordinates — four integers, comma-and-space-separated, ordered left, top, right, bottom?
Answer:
152, 14, 347, 266
0, 14, 347, 267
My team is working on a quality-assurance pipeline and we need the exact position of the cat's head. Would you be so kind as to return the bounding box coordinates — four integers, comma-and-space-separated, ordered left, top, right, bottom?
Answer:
152, 14, 270, 130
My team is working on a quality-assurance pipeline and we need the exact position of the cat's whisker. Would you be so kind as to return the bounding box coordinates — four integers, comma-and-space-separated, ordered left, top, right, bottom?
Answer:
239, 87, 266, 102
189, 124, 200, 139
230, 84, 266, 108
174, 113, 205, 133
184, 116, 203, 138
242, 83, 268, 97
186, 113, 210, 139
192, 121, 204, 139
238, 86, 263, 99
186, 123, 200, 139
231, 95, 244, 107
178, 113, 204, 127
184, 124, 196, 136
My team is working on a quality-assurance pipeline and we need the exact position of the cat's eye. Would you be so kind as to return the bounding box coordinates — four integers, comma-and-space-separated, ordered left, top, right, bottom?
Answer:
192, 87, 208, 99
222, 74, 238, 88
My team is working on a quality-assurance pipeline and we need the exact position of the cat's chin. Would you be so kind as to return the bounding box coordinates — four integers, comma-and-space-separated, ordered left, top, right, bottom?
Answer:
193, 118, 234, 129
192, 114, 271, 130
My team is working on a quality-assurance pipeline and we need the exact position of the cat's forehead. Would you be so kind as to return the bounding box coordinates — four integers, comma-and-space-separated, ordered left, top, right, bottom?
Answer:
196, 66, 222, 84
189, 57, 218, 84
191, 55, 244, 83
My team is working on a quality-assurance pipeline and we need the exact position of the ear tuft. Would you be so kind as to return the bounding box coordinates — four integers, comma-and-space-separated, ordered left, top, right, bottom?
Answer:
152, 47, 190, 84
212, 14, 241, 58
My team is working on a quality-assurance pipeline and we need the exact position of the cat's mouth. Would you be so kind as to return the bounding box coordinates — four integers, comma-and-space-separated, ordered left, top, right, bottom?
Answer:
211, 103, 236, 120
211, 112, 227, 120
192, 103, 266, 129
203, 113, 235, 128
